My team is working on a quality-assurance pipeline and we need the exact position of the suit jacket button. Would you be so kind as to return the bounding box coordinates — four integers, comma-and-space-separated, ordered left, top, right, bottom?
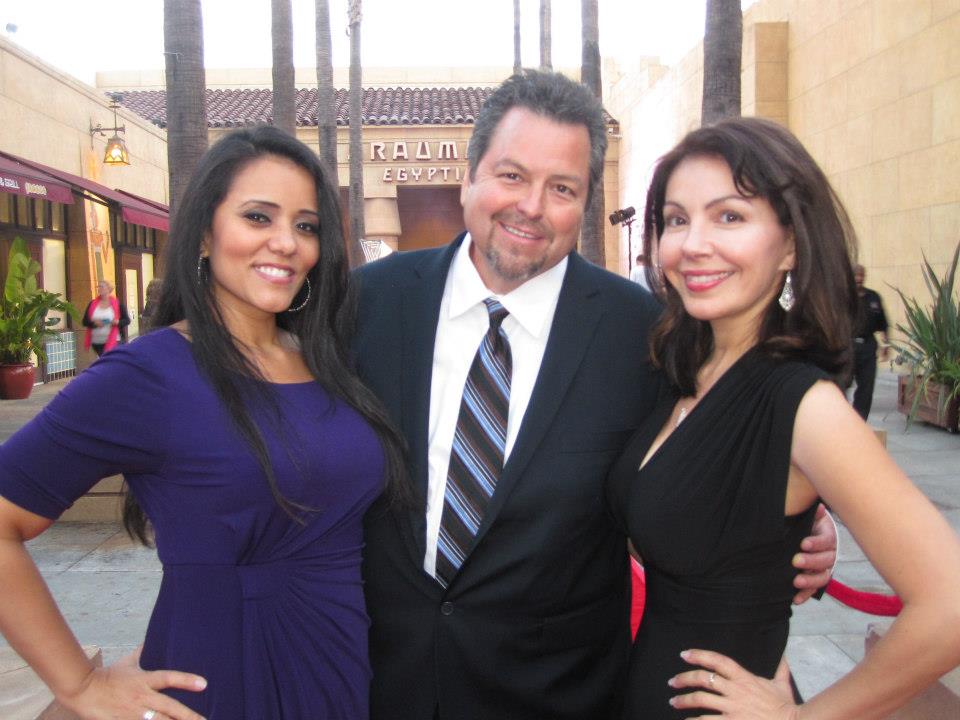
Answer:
440, 601, 454, 616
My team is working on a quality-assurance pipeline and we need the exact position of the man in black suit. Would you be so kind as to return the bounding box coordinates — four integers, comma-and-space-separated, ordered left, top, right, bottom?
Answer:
355, 70, 834, 720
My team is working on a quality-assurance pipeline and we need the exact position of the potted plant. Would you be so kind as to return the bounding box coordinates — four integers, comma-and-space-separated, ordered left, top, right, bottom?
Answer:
891, 242, 960, 432
0, 236, 79, 399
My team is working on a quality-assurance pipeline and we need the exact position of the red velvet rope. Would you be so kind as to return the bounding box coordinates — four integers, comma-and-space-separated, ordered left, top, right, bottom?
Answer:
630, 561, 645, 639
629, 570, 901, 640
825, 579, 903, 616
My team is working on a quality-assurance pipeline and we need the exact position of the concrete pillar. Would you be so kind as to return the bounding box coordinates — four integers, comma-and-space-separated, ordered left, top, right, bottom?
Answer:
364, 196, 401, 251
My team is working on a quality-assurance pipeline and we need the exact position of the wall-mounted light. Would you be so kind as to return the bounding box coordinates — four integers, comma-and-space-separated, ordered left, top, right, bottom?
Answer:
90, 93, 130, 166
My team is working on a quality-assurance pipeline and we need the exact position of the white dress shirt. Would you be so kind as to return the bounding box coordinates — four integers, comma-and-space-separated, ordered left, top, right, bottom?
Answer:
423, 234, 568, 576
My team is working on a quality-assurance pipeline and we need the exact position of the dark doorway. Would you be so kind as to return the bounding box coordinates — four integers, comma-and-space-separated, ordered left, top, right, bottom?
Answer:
397, 186, 464, 251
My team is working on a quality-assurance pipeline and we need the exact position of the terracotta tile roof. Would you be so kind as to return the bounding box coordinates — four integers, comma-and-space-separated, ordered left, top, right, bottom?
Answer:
116, 87, 495, 129
115, 87, 618, 129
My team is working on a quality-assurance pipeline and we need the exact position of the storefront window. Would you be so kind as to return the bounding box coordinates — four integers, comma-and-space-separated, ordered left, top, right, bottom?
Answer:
15, 195, 29, 227
0, 194, 11, 225
33, 199, 47, 230
42, 238, 67, 330
50, 203, 64, 232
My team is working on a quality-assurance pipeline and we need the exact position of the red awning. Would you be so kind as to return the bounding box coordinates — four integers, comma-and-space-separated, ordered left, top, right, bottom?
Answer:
120, 206, 169, 232
0, 155, 75, 205
114, 189, 171, 232
0, 151, 169, 232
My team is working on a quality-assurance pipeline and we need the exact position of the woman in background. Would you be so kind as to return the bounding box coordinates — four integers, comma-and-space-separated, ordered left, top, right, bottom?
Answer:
607, 117, 960, 719
0, 126, 407, 719
82, 279, 130, 355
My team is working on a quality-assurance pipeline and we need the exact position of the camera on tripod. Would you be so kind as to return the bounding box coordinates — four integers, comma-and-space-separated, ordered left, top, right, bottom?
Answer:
608, 206, 636, 225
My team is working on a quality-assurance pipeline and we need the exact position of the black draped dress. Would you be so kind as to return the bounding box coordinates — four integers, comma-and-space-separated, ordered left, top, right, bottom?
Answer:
606, 350, 824, 719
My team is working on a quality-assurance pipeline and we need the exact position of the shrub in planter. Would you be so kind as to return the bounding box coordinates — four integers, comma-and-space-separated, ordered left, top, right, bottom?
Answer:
891, 242, 960, 431
0, 237, 78, 399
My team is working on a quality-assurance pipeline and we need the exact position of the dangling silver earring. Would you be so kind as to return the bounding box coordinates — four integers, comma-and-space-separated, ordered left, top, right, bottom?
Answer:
286, 277, 311, 313
196, 255, 209, 284
778, 271, 795, 311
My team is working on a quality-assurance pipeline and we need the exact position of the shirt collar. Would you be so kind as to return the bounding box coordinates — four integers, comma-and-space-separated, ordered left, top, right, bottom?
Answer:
447, 233, 568, 339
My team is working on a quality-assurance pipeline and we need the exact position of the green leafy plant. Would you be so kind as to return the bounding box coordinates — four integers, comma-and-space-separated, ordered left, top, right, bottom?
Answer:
0, 236, 79, 365
890, 242, 960, 425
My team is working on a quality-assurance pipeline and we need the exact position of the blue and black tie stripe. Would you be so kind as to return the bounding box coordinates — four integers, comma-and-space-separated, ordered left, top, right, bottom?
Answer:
436, 298, 512, 588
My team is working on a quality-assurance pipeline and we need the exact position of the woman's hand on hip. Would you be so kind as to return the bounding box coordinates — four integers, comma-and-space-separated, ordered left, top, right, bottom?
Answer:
668, 649, 801, 720
57, 646, 208, 720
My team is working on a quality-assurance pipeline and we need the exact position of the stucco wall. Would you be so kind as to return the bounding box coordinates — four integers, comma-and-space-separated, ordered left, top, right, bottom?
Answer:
605, 0, 960, 336
0, 37, 169, 204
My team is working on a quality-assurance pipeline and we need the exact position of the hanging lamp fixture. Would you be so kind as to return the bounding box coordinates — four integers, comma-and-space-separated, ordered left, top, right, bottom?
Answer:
89, 92, 130, 166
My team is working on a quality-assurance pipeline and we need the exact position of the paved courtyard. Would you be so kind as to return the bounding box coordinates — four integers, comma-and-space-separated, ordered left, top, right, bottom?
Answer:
1, 369, 958, 698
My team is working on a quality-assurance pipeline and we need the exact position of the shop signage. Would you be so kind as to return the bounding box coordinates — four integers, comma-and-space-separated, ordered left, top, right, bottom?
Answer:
2, 175, 51, 198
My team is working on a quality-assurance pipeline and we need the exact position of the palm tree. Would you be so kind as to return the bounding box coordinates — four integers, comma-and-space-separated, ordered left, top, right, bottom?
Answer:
540, 0, 552, 71
315, 0, 338, 182
701, 0, 742, 125
271, 0, 296, 137
513, 0, 522, 74
579, 0, 604, 267
347, 0, 365, 267
163, 0, 208, 220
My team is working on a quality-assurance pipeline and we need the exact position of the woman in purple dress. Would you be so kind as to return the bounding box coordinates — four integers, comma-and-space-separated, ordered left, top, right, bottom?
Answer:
0, 128, 407, 719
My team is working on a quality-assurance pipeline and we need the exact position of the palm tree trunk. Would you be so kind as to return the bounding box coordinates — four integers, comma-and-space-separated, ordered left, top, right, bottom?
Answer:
347, 0, 365, 267
163, 0, 208, 221
513, 0, 522, 74
701, 0, 742, 125
579, 0, 604, 267
315, 0, 338, 183
539, 0, 552, 70
271, 0, 296, 136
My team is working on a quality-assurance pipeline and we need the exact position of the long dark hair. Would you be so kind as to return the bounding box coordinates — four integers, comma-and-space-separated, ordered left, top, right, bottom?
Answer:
124, 126, 408, 543
642, 117, 858, 395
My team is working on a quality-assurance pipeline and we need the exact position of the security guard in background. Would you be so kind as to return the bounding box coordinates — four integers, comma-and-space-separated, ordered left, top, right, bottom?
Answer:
851, 264, 890, 419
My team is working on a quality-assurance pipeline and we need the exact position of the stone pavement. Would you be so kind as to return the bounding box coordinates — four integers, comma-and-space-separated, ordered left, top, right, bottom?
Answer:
0, 370, 958, 697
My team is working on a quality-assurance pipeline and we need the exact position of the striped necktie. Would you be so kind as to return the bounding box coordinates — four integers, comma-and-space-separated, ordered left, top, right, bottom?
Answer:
435, 298, 512, 588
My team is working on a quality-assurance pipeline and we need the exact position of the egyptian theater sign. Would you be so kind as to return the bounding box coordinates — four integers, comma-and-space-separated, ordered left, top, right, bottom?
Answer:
369, 140, 469, 184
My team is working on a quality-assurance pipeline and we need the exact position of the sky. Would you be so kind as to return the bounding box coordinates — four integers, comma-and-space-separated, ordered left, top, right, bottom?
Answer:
0, 0, 736, 86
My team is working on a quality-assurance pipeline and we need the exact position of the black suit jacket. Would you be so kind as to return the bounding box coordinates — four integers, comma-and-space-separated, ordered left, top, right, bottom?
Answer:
355, 236, 662, 720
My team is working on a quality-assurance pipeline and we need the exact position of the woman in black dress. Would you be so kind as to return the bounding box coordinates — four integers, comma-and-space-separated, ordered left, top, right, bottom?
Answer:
607, 117, 960, 719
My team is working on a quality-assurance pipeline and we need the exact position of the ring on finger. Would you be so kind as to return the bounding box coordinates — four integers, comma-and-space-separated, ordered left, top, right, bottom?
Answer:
708, 672, 716, 687
142, 710, 157, 720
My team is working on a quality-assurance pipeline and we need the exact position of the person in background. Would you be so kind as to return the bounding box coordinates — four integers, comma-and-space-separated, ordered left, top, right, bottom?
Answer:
82, 280, 130, 356
613, 116, 960, 719
630, 252, 651, 291
139, 278, 163, 333
0, 126, 407, 719
850, 263, 890, 420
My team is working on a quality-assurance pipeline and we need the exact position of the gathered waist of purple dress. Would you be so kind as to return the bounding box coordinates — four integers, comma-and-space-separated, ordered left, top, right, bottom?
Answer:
162, 555, 362, 600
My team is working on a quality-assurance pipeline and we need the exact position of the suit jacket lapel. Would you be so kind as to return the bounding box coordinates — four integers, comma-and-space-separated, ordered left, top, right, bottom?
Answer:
471, 253, 604, 548
398, 237, 462, 561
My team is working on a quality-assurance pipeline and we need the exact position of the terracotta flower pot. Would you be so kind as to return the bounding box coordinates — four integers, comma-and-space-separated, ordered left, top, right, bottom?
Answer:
0, 363, 36, 400
897, 375, 960, 433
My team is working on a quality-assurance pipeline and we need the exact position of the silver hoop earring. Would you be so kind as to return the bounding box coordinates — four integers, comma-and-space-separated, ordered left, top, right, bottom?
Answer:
778, 271, 795, 312
196, 255, 209, 284
286, 277, 311, 313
